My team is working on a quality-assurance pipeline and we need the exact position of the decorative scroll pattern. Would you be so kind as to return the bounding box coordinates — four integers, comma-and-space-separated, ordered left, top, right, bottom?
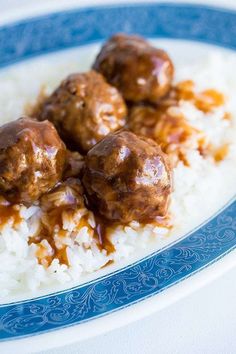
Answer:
0, 3, 235, 341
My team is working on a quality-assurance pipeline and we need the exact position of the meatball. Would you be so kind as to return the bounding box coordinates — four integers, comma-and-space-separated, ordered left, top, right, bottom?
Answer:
82, 131, 172, 223
37, 70, 127, 152
92, 34, 174, 103
0, 117, 66, 204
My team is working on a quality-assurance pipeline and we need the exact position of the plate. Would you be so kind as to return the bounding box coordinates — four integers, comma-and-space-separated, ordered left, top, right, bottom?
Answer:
0, 2, 236, 353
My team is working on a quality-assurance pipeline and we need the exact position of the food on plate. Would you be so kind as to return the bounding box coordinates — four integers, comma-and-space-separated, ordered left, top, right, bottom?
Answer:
128, 79, 227, 166
83, 130, 172, 223
31, 178, 86, 267
93, 33, 174, 103
0, 33, 234, 299
63, 151, 85, 179
36, 70, 127, 152
40, 177, 85, 211
128, 103, 207, 166
0, 117, 66, 204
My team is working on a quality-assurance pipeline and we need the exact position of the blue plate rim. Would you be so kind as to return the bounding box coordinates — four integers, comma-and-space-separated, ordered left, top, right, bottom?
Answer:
1, 2, 236, 69
0, 2, 235, 341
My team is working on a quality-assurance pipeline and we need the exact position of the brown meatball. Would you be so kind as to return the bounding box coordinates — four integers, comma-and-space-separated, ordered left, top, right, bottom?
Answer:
92, 34, 174, 103
0, 117, 66, 204
37, 70, 127, 152
83, 131, 172, 223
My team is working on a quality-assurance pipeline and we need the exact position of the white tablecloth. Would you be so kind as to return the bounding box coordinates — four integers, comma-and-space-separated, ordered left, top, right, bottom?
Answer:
0, 1, 236, 353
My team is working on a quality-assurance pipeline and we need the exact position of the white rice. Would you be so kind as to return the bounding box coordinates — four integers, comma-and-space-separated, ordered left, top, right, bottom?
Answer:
0, 42, 236, 301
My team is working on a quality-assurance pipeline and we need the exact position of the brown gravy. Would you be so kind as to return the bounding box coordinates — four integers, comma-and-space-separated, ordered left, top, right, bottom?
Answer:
29, 206, 72, 267
0, 198, 21, 228
214, 144, 229, 162
156, 81, 227, 165
173, 80, 225, 113
30, 205, 171, 267
93, 214, 116, 255
30, 206, 117, 267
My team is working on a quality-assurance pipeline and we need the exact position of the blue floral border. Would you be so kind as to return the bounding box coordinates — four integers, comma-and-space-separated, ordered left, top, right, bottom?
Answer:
0, 3, 236, 341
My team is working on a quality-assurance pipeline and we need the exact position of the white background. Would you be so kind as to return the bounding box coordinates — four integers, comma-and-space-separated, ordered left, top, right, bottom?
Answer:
1, 1, 236, 353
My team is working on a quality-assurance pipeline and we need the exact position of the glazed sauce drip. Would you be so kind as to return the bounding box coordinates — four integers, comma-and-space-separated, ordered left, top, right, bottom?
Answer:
173, 80, 225, 113
34, 237, 68, 268
214, 144, 229, 162
29, 179, 92, 267
31, 193, 171, 268
131, 103, 209, 167
223, 112, 232, 121
177, 151, 190, 167
101, 260, 114, 268
161, 81, 226, 160
93, 213, 171, 256
93, 214, 116, 254
140, 214, 172, 229
31, 209, 116, 267
29, 206, 77, 267
161, 81, 226, 163
0, 197, 21, 228
0, 193, 171, 269
130, 79, 228, 167
153, 109, 207, 161
29, 181, 118, 267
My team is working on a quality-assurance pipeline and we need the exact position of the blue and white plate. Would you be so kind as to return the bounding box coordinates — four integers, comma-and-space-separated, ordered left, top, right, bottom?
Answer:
0, 2, 236, 352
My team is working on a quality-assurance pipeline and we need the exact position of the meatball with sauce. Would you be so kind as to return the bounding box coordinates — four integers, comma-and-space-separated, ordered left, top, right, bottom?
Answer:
92, 34, 174, 103
36, 70, 127, 152
0, 117, 66, 204
83, 131, 172, 223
